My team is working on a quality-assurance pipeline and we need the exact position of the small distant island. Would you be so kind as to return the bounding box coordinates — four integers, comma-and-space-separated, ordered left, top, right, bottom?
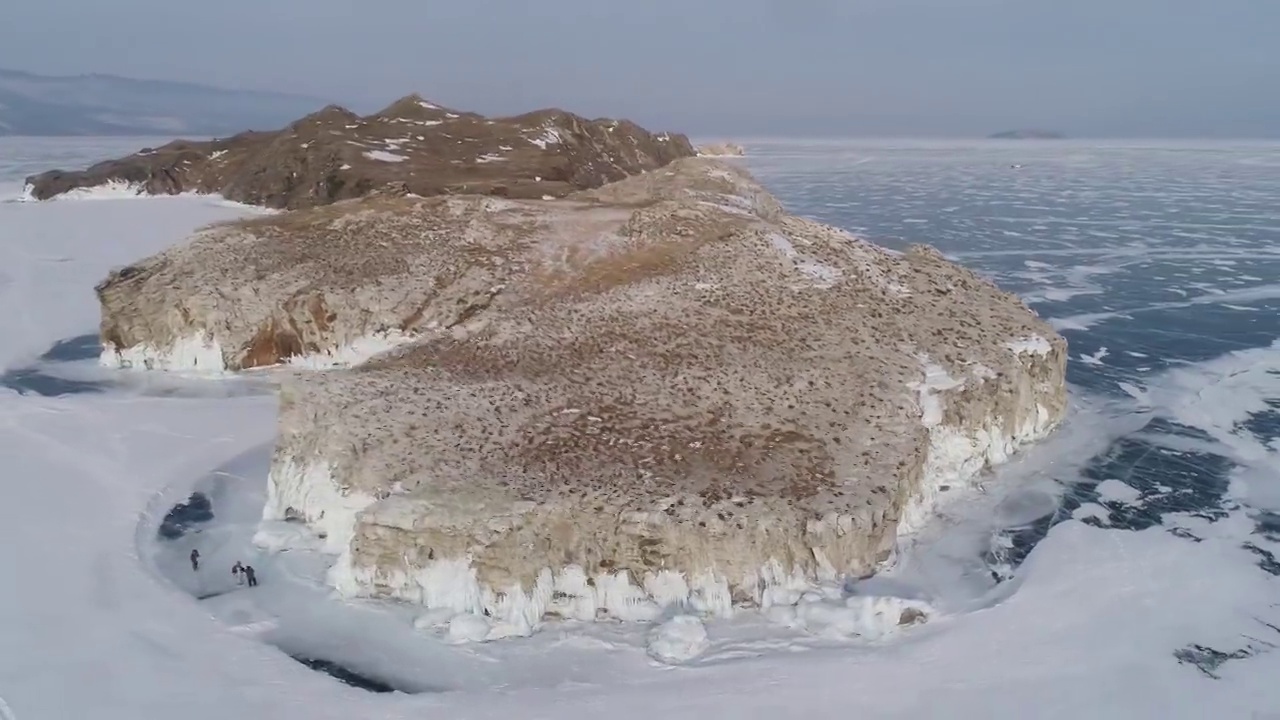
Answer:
988, 129, 1065, 140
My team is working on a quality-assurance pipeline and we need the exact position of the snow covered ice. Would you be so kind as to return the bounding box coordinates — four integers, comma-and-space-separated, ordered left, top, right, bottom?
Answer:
3, 135, 1280, 719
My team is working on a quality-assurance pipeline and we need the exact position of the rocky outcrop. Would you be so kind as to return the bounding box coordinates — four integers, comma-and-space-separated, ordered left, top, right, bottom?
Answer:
97, 157, 1067, 636
697, 142, 746, 157
24, 95, 695, 209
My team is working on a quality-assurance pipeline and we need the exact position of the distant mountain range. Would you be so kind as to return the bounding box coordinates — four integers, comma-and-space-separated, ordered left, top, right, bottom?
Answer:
0, 68, 331, 137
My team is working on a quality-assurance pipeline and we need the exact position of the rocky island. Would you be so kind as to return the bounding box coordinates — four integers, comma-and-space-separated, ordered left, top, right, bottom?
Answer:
988, 129, 1065, 140
75, 99, 1067, 640
24, 95, 695, 208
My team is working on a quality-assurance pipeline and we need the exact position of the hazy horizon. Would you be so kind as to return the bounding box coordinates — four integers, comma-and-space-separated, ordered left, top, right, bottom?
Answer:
2, 0, 1276, 138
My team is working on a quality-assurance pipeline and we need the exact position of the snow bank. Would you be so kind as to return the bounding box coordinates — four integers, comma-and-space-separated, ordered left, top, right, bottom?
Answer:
767, 593, 933, 640
283, 330, 418, 370
363, 150, 407, 163
46, 179, 148, 200
447, 613, 492, 644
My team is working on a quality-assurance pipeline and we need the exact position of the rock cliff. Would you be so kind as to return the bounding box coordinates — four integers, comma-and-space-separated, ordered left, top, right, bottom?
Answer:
96, 157, 1067, 636
24, 95, 695, 209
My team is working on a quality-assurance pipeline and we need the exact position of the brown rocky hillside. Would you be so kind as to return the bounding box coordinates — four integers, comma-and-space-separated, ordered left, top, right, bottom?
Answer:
24, 94, 695, 209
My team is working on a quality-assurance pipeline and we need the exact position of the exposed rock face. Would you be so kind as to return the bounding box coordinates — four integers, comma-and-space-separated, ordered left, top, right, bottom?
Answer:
24, 95, 695, 209
697, 142, 746, 157
97, 157, 1067, 635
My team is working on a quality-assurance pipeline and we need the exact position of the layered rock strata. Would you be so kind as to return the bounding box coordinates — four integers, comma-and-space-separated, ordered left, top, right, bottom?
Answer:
98, 157, 1067, 634
25, 95, 695, 209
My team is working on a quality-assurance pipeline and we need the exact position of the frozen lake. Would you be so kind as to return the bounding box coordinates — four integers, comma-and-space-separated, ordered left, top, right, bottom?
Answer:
2, 136, 1278, 719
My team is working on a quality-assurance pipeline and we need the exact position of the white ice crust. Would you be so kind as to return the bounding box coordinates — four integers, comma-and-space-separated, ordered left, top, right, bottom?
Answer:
43, 180, 148, 200
766, 591, 933, 640
327, 550, 938, 644
327, 556, 739, 640
283, 329, 418, 370
101, 332, 227, 372
99, 329, 419, 373
1006, 334, 1054, 356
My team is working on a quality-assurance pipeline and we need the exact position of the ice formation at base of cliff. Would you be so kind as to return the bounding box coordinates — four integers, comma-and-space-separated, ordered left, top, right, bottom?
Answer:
259, 458, 375, 555
101, 333, 227, 373
17, 179, 148, 202
899, 337, 1060, 537
100, 329, 420, 374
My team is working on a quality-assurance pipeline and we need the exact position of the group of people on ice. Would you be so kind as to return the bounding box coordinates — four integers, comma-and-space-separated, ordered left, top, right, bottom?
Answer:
189, 549, 258, 587
232, 560, 258, 587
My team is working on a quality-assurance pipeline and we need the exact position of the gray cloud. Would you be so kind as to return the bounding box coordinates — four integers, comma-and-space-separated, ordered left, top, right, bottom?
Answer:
1, 0, 1276, 137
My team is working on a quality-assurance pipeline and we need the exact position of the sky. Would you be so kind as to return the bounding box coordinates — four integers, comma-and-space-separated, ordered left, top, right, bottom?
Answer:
1, 0, 1277, 137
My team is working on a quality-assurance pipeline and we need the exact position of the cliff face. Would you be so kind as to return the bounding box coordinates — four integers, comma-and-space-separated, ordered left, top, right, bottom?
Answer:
96, 157, 1067, 637
24, 95, 695, 209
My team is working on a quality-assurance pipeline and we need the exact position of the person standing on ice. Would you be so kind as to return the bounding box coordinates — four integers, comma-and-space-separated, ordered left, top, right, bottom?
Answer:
189, 548, 200, 571
243, 564, 258, 587
232, 561, 245, 585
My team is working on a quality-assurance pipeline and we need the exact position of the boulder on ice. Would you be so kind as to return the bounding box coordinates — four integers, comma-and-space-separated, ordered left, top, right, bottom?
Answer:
94, 155, 1068, 633
647, 616, 709, 664
24, 95, 695, 209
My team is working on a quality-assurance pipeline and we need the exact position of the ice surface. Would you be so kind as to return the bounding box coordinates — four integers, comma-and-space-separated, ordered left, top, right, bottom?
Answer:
4, 137, 1280, 719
